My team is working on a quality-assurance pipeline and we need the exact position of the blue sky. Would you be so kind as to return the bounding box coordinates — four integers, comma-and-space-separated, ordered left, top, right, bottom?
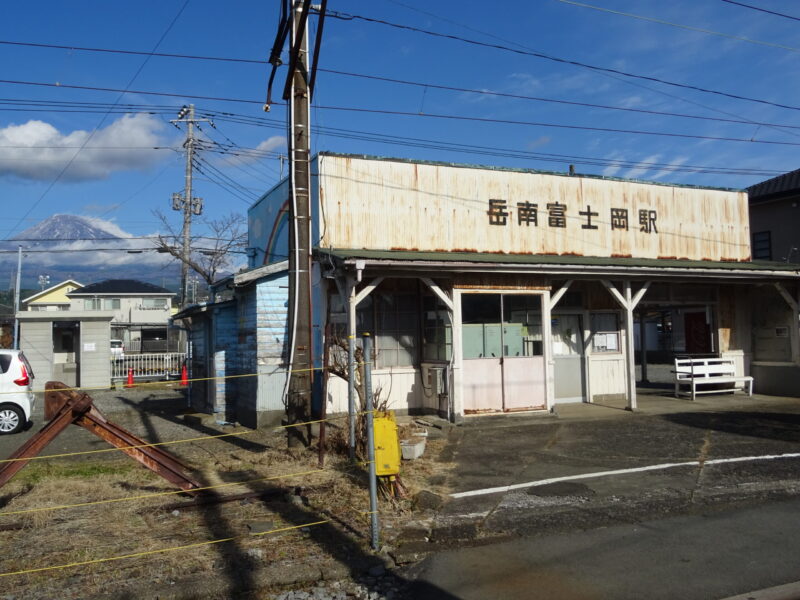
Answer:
1, 0, 799, 283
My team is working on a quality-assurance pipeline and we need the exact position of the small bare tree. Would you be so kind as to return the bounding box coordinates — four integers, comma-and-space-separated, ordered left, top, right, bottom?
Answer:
326, 333, 386, 459
153, 210, 247, 293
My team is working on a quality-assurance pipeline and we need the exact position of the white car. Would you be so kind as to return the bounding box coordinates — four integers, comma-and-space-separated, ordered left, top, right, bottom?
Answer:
0, 349, 35, 434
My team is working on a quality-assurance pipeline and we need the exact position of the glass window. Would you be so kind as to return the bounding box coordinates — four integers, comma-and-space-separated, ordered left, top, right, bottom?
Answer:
552, 314, 583, 356
422, 294, 452, 362
503, 295, 543, 357
752, 231, 771, 261
591, 313, 621, 353
372, 284, 418, 368
462, 294, 502, 359
346, 280, 420, 368
84, 298, 101, 310
104, 298, 120, 310
142, 298, 168, 309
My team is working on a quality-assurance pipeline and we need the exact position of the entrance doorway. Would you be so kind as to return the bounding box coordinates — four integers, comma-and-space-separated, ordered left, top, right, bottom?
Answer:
552, 313, 586, 403
52, 321, 80, 387
461, 293, 546, 413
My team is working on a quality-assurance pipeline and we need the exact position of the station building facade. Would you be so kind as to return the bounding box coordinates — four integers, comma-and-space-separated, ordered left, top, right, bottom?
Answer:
224, 153, 800, 425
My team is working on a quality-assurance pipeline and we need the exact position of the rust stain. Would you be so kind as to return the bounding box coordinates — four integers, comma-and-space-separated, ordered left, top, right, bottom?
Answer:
559, 251, 582, 256
658, 255, 678, 260
451, 248, 479, 253
611, 253, 632, 258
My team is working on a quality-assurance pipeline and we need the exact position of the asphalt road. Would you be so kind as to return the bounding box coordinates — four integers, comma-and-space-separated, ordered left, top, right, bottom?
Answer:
408, 496, 800, 600
400, 392, 800, 599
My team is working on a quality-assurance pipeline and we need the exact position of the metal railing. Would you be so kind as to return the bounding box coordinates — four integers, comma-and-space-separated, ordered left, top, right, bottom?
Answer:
120, 340, 181, 354
111, 353, 186, 380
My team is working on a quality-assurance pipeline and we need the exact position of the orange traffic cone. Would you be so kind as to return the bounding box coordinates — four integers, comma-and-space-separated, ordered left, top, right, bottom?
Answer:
180, 364, 188, 387
125, 368, 134, 388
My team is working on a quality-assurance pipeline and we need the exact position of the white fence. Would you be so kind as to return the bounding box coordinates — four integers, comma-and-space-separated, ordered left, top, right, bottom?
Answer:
111, 353, 187, 381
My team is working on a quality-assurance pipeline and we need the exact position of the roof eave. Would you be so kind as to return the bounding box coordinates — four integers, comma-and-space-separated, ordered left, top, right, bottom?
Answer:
331, 256, 800, 280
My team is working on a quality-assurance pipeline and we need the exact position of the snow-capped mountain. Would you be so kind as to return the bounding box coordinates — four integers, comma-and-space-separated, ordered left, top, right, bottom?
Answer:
11, 214, 127, 244
1, 214, 179, 288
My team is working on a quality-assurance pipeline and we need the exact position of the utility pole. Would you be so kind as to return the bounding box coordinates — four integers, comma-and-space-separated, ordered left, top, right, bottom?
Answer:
265, 0, 326, 446
285, 1, 314, 446
13, 246, 21, 350
170, 104, 207, 307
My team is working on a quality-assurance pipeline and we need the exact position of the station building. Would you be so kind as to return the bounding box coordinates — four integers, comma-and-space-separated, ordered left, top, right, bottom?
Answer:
187, 153, 800, 427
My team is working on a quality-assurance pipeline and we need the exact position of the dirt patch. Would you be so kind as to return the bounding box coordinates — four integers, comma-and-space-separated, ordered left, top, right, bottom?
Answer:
0, 423, 457, 599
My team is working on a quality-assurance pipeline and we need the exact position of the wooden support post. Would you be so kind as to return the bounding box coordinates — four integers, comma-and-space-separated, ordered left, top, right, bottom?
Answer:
601, 280, 650, 411
624, 281, 637, 411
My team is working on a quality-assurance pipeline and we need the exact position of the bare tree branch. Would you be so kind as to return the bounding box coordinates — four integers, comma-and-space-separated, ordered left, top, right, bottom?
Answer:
153, 210, 248, 290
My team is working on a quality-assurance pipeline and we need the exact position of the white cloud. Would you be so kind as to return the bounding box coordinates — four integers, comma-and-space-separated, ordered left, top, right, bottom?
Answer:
601, 151, 626, 177
651, 156, 690, 180
0, 114, 169, 181
624, 154, 663, 179
527, 136, 551, 150
218, 135, 285, 167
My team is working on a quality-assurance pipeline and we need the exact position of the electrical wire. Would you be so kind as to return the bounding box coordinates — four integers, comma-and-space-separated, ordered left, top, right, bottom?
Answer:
554, 0, 800, 53
316, 68, 800, 133
200, 112, 785, 176
323, 9, 800, 113
720, 0, 800, 22
4, 0, 191, 239
4, 35, 800, 127
381, 0, 800, 143
316, 104, 800, 147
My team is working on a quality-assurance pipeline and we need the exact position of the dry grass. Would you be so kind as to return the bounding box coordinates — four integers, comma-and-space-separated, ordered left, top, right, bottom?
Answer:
0, 424, 455, 599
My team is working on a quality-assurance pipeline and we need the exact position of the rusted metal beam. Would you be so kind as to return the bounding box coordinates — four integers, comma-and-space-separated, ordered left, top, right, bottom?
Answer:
0, 382, 203, 494
0, 387, 92, 488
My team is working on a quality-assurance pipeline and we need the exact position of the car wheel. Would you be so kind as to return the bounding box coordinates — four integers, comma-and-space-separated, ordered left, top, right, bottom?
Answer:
0, 405, 24, 435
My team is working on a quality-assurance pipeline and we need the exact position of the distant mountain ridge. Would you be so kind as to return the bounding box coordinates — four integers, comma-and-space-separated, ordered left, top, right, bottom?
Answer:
1, 214, 180, 289
11, 214, 125, 244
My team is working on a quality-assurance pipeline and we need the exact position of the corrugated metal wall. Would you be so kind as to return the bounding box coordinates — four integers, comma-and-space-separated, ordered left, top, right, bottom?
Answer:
254, 272, 289, 416
317, 155, 750, 262
212, 305, 237, 421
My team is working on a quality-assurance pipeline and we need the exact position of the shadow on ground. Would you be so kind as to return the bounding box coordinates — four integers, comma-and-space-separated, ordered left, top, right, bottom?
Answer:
110, 396, 457, 599
662, 411, 800, 443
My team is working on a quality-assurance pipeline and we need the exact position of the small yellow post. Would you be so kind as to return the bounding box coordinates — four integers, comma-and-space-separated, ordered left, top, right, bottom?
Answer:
373, 411, 401, 476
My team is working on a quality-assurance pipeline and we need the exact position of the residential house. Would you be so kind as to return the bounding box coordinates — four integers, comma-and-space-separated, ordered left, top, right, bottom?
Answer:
748, 168, 800, 263
22, 279, 83, 312
67, 279, 177, 352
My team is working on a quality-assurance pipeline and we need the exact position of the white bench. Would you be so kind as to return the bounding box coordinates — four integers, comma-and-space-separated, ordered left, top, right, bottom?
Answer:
673, 357, 753, 401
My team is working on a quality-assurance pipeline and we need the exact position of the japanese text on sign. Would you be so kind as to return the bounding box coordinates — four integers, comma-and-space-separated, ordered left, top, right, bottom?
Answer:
487, 199, 658, 234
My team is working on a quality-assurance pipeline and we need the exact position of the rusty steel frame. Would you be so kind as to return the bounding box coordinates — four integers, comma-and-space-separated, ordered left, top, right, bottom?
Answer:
0, 381, 203, 494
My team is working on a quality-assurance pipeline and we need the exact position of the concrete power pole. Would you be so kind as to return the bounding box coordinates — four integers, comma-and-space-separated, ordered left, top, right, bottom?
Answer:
13, 246, 21, 350
285, 1, 314, 445
171, 104, 206, 308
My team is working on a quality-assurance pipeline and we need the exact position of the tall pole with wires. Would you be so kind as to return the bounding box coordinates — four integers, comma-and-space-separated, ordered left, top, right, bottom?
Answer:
171, 104, 206, 307
265, 0, 327, 447
286, 1, 314, 446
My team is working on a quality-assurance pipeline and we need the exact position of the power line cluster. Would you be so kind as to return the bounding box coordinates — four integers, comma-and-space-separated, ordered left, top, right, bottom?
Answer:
0, 0, 796, 230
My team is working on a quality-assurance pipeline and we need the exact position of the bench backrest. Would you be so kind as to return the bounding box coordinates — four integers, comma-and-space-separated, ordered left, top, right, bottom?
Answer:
675, 358, 735, 378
